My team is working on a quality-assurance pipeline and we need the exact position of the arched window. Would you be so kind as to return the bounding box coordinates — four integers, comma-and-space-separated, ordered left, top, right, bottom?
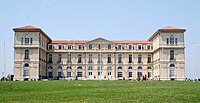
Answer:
24, 50, 29, 59
77, 67, 82, 77
138, 54, 142, 63
58, 54, 62, 63
107, 67, 112, 76
49, 54, 52, 63
147, 67, 152, 78
89, 44, 92, 49
117, 67, 123, 78
78, 54, 82, 63
107, 54, 111, 63
48, 66, 53, 78
23, 63, 29, 76
170, 50, 175, 60
89, 54, 92, 63
147, 55, 151, 63
170, 64, 175, 79
57, 66, 62, 78
67, 67, 72, 77
128, 67, 132, 77
118, 54, 122, 63
129, 54, 132, 63
67, 53, 71, 63
137, 67, 142, 78
170, 35, 174, 44
88, 66, 93, 76
108, 44, 111, 49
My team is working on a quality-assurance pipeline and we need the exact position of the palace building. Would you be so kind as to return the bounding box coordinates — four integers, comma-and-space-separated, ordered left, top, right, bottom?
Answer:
13, 26, 186, 81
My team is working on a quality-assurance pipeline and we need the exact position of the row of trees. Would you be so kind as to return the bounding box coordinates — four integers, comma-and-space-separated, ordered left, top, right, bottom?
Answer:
0, 74, 13, 81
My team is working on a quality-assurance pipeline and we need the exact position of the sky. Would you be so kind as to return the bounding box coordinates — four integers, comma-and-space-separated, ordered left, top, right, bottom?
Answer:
0, 0, 200, 79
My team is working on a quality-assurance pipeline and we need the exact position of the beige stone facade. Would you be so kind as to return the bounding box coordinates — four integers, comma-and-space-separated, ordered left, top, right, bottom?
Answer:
13, 26, 186, 81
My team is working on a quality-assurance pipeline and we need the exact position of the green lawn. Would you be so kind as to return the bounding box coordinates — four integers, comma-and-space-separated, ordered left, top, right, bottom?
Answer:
0, 80, 200, 103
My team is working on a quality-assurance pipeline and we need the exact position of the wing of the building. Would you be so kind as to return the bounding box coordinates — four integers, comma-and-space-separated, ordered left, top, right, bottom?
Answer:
13, 26, 186, 81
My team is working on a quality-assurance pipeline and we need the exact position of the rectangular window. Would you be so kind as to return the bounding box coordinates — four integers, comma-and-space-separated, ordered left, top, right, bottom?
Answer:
25, 38, 29, 44
129, 45, 132, 50
147, 55, 151, 63
77, 72, 82, 77
89, 54, 92, 63
89, 72, 92, 76
138, 45, 141, 50
30, 38, 33, 44
167, 38, 169, 44
79, 45, 82, 50
175, 38, 178, 44
58, 72, 62, 78
117, 72, 123, 77
67, 72, 71, 77
118, 45, 122, 50
58, 45, 62, 49
129, 55, 132, 63
98, 72, 101, 76
108, 54, 111, 63
108, 44, 111, 49
67, 54, 71, 63
49, 45, 53, 50
21, 38, 23, 44
147, 45, 151, 50
148, 72, 151, 78
129, 72, 132, 77
48, 72, 53, 78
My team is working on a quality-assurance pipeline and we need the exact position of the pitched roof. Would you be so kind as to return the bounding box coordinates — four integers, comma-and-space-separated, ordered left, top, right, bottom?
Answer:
13, 25, 52, 40
51, 40, 151, 44
51, 40, 89, 44
112, 40, 151, 44
160, 26, 185, 30
13, 25, 40, 30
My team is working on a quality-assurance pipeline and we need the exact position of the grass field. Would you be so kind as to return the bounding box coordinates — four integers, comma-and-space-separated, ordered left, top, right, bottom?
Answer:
0, 80, 200, 103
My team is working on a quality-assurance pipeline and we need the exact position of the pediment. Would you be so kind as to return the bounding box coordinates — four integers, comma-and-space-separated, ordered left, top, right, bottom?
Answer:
86, 37, 115, 45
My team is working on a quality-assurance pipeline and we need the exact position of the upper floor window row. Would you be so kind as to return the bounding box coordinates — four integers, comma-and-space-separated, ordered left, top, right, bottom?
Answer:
48, 44, 152, 50
21, 37, 33, 44
116, 44, 152, 50
167, 35, 178, 45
